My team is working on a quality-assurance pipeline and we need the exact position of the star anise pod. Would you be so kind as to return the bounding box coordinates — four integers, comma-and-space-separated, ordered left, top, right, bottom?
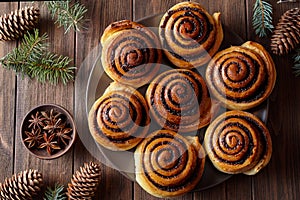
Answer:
38, 132, 61, 155
43, 118, 64, 134
41, 109, 61, 124
55, 126, 73, 146
23, 128, 43, 148
28, 111, 45, 130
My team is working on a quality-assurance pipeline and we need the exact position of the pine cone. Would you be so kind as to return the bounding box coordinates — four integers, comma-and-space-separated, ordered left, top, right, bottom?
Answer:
271, 8, 300, 55
67, 162, 101, 200
0, 6, 40, 41
0, 169, 43, 200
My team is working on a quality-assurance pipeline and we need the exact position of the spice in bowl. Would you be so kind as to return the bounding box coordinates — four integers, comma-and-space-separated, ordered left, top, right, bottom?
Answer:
21, 104, 76, 159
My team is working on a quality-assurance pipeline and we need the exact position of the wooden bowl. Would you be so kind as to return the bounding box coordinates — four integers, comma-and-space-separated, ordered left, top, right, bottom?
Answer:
20, 104, 76, 159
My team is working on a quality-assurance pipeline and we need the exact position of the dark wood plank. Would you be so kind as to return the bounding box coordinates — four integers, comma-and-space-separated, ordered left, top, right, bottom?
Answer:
74, 0, 133, 199
194, 183, 226, 200
0, 2, 18, 183
14, 1, 74, 190
206, 0, 247, 40
0, 1, 299, 200
133, 0, 183, 21
247, 1, 300, 200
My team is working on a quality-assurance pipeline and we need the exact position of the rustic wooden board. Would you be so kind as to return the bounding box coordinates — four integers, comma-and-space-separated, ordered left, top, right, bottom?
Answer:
13, 1, 74, 189
247, 1, 300, 200
0, 2, 18, 183
0, 0, 300, 199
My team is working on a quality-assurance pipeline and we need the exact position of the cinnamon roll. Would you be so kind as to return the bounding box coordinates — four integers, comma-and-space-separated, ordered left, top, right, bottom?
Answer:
204, 110, 272, 175
88, 82, 150, 151
101, 20, 162, 88
206, 41, 276, 110
146, 69, 212, 133
159, 1, 223, 68
135, 129, 205, 198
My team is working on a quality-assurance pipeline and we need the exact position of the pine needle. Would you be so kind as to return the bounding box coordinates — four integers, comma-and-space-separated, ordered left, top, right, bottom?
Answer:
293, 48, 300, 76
252, 0, 274, 38
44, 183, 67, 200
45, 0, 88, 34
0, 29, 75, 85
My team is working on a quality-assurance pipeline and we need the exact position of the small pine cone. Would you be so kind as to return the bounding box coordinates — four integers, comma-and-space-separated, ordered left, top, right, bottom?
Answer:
67, 162, 101, 200
0, 169, 43, 200
0, 6, 39, 41
271, 8, 300, 55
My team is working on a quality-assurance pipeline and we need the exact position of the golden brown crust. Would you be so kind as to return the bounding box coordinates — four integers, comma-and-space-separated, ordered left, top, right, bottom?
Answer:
101, 20, 162, 88
205, 41, 276, 110
145, 69, 213, 133
88, 82, 150, 151
159, 1, 223, 68
135, 130, 205, 198
101, 20, 142, 44
204, 110, 272, 175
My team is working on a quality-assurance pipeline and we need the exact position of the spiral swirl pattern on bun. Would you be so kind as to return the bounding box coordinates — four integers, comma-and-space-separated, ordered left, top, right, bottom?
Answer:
101, 20, 162, 88
204, 110, 272, 175
88, 82, 150, 151
206, 41, 276, 110
135, 129, 205, 198
159, 1, 223, 68
146, 69, 212, 133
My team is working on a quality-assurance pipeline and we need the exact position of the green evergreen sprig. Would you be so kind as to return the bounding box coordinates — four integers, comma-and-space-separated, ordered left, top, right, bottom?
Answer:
44, 183, 67, 200
252, 0, 274, 37
0, 29, 75, 85
293, 48, 300, 76
45, 0, 88, 34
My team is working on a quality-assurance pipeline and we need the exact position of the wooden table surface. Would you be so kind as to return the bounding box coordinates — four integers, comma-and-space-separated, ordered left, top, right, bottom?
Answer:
1, 0, 300, 199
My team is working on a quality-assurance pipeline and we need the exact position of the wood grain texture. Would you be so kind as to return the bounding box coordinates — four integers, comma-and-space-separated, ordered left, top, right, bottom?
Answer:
206, 0, 247, 40
247, 1, 300, 200
14, 1, 74, 188
0, 2, 18, 183
133, 0, 183, 21
0, 0, 300, 199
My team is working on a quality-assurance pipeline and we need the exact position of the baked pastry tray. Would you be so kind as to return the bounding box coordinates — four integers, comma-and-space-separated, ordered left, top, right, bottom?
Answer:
79, 13, 268, 191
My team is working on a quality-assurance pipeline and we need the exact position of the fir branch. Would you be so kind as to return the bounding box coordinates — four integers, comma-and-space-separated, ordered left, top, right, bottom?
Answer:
44, 183, 67, 200
252, 0, 274, 37
45, 0, 88, 34
0, 29, 75, 85
29, 53, 75, 85
293, 48, 300, 76
277, 0, 296, 3
1, 29, 48, 76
